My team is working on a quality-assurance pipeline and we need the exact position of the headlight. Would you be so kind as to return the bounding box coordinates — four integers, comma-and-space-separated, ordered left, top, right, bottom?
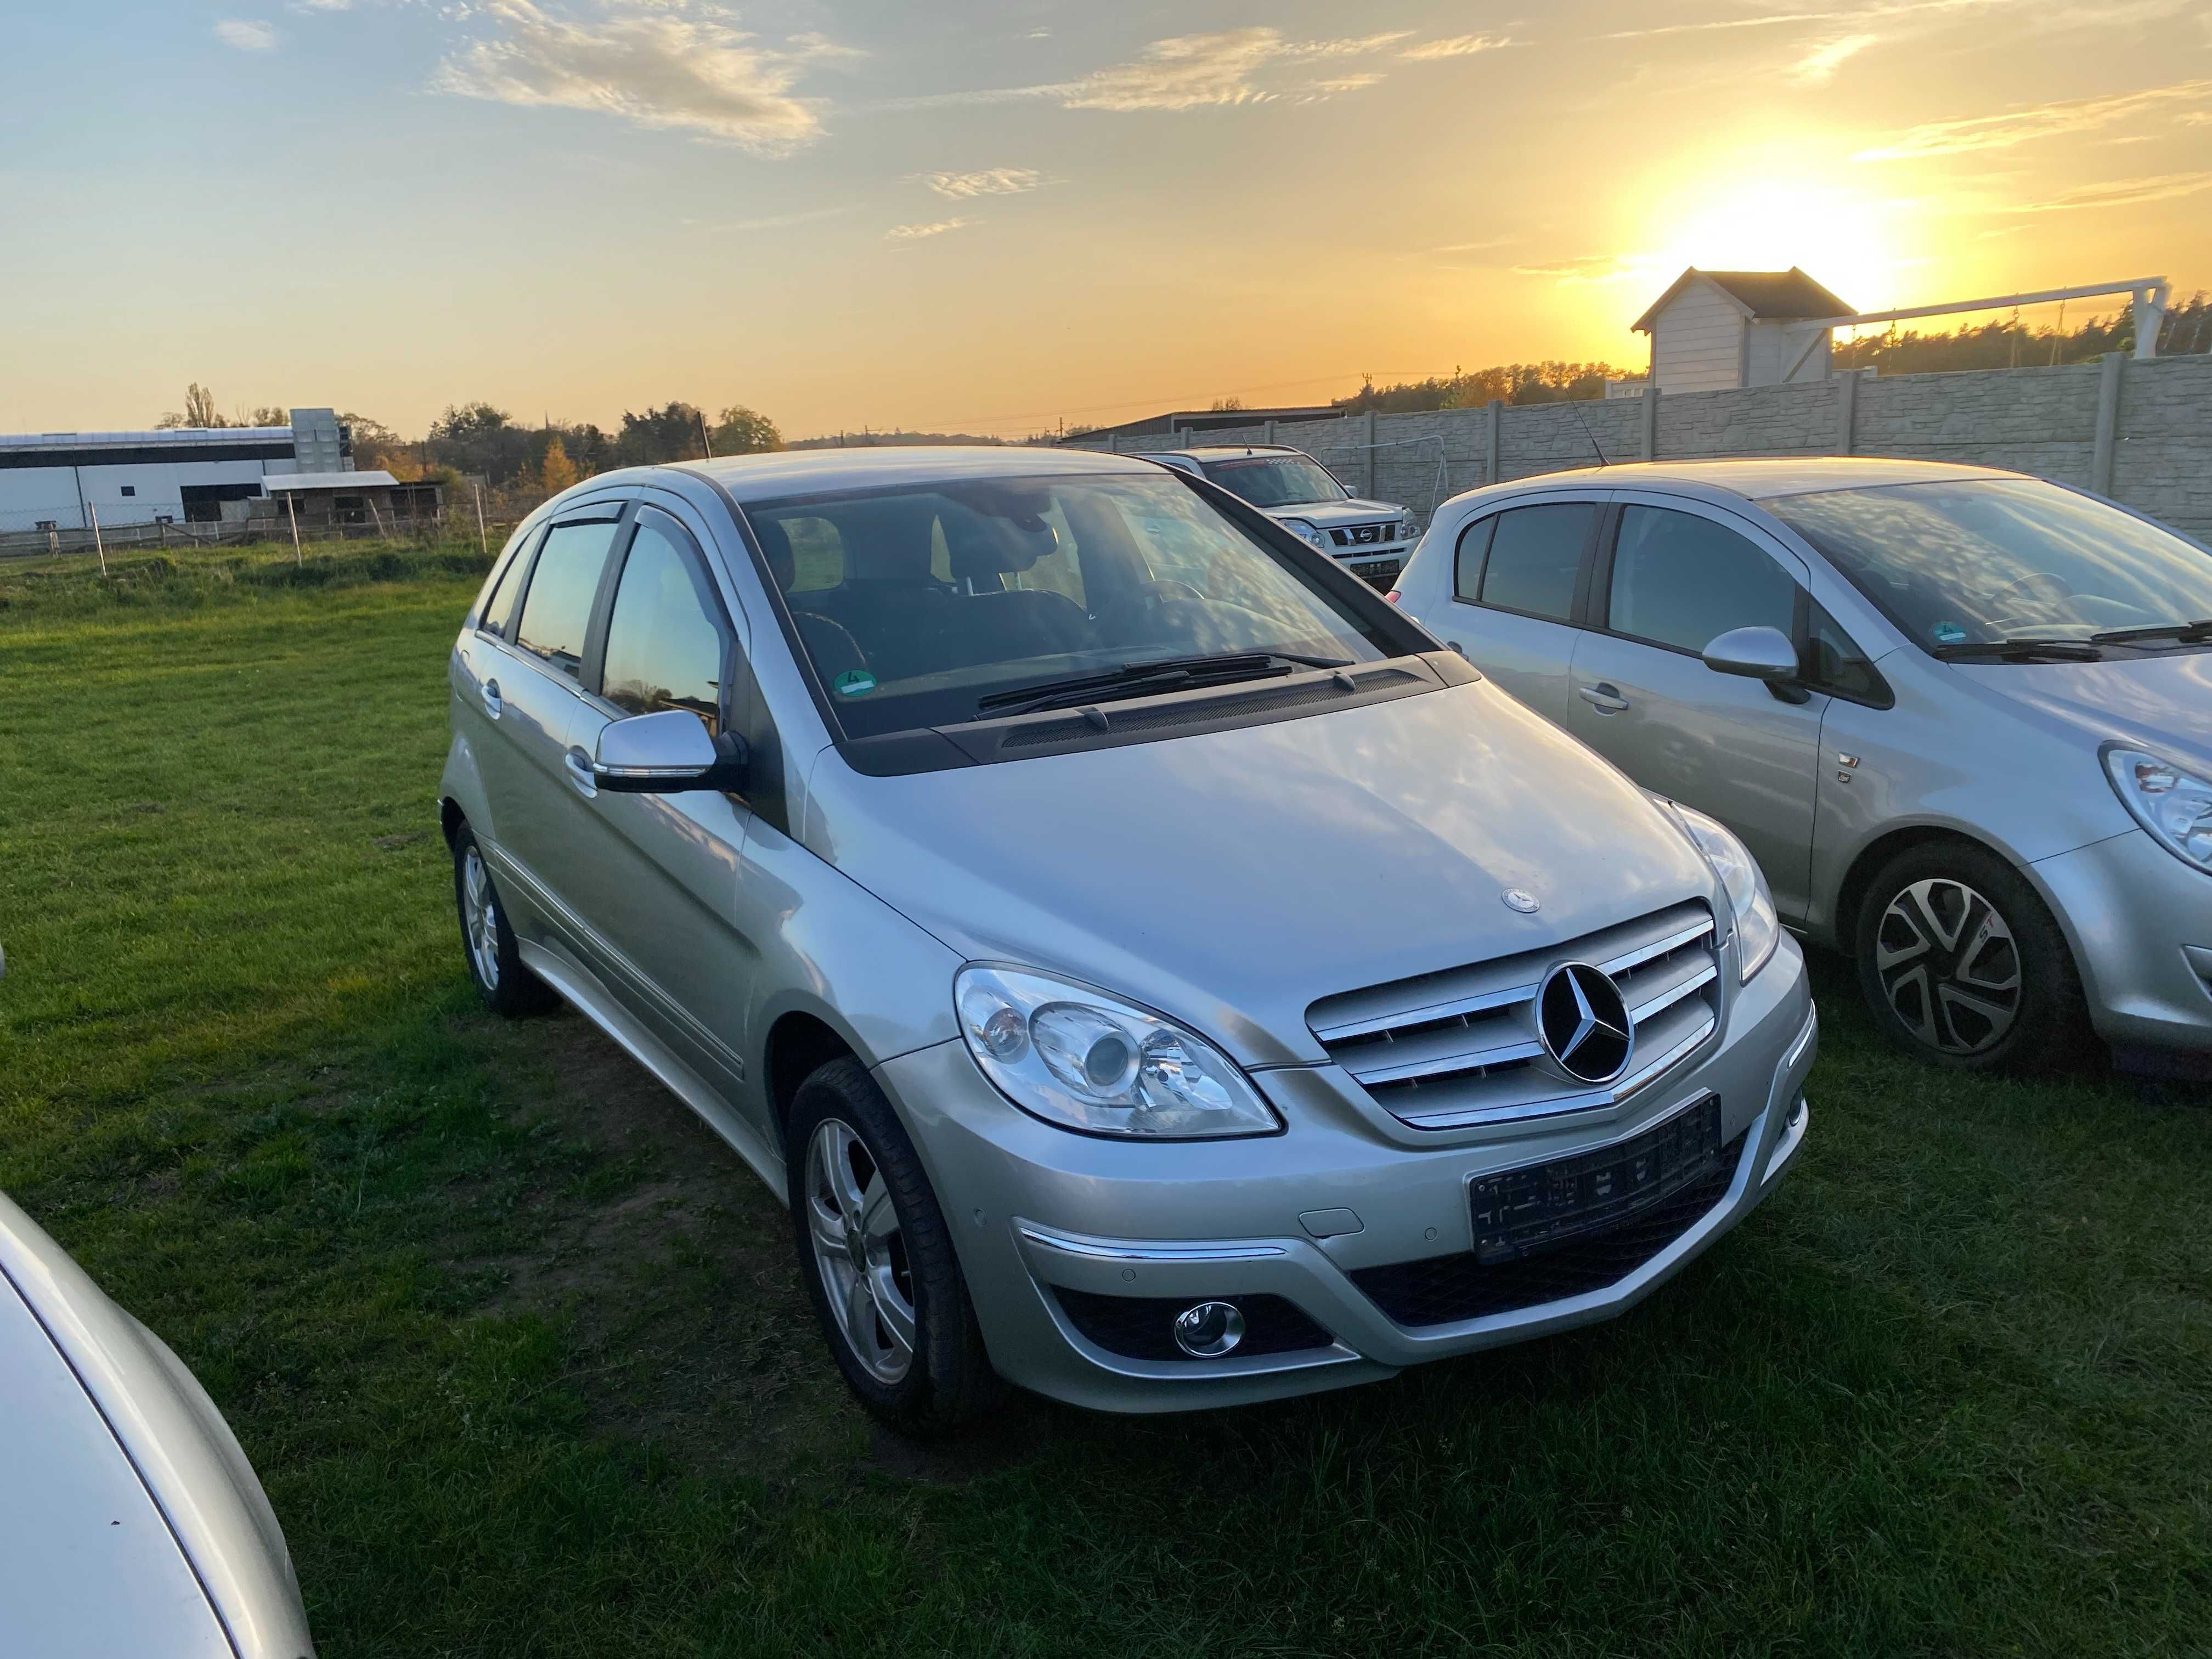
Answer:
1398, 516, 1422, 544
1657, 799, 1779, 982
1280, 517, 1331, 552
2104, 746, 2212, 873
955, 966, 1281, 1138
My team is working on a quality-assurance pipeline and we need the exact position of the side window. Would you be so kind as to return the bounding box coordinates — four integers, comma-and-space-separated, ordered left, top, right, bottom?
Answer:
1452, 516, 1497, 602
600, 516, 731, 736
1607, 506, 1798, 654
477, 534, 534, 639
1807, 601, 1889, 704
1476, 503, 1595, 622
514, 518, 622, 679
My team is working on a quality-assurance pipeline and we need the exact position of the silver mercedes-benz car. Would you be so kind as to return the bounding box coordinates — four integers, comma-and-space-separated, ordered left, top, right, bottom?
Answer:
1389, 458, 2212, 1075
1136, 445, 1420, 589
438, 447, 1814, 1432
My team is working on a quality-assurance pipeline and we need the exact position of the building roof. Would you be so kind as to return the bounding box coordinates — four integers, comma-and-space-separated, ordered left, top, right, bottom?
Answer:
264, 470, 399, 492
1632, 268, 1853, 333
1065, 405, 1345, 443
0, 426, 293, 454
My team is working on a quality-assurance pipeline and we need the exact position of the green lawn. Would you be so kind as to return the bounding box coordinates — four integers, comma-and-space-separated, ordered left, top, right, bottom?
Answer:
2, 543, 2207, 1657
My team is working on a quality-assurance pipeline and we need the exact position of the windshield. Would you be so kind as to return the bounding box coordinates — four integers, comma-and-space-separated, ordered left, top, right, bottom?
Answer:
1200, 454, 1348, 509
1769, 479, 2212, 651
749, 472, 1395, 739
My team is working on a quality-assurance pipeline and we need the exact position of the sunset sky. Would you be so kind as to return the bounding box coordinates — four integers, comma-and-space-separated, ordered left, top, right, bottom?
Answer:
8, 1, 2211, 439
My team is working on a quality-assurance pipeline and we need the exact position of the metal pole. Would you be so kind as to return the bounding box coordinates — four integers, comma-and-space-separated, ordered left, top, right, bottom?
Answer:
89, 500, 106, 576
472, 481, 489, 557
287, 494, 302, 566
697, 409, 715, 459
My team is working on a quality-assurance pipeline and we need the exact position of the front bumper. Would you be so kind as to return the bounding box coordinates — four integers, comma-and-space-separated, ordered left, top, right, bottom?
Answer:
873, 939, 1816, 1413
2031, 827, 2212, 1053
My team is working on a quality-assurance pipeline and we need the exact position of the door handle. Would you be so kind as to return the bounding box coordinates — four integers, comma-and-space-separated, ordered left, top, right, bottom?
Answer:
480, 676, 503, 719
563, 746, 598, 798
1577, 682, 1629, 714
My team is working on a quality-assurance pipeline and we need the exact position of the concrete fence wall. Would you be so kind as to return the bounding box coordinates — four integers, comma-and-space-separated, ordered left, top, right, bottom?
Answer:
1071, 353, 2212, 541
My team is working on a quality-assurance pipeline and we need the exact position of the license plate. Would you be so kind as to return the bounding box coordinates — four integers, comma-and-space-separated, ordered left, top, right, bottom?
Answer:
1468, 1096, 1724, 1265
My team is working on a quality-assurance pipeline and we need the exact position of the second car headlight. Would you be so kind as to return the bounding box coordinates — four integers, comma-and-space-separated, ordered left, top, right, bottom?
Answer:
1657, 799, 1779, 983
2104, 745, 2212, 873
1280, 517, 1331, 552
955, 967, 1281, 1138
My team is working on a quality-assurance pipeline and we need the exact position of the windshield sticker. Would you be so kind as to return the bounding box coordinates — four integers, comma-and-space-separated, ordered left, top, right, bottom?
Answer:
833, 669, 878, 698
1932, 622, 1968, 645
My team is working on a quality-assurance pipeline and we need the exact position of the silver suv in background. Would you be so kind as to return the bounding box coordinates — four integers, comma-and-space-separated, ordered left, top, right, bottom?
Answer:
1390, 458, 2212, 1075
1138, 446, 1420, 588
439, 447, 1813, 1434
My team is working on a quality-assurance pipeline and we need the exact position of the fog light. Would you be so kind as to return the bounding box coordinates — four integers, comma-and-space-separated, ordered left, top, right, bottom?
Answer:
1172, 1301, 1245, 1358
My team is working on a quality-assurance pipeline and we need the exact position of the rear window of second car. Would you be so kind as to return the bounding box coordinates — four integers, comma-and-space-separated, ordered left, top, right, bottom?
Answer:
1456, 502, 1595, 623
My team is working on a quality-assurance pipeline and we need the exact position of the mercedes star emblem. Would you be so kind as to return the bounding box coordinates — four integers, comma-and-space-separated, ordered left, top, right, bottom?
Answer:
1537, 962, 1634, 1084
1502, 889, 1541, 914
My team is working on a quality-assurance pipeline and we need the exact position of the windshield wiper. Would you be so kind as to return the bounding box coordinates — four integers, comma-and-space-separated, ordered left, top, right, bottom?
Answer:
975, 652, 1352, 719
1931, 639, 2103, 663
2089, 618, 2212, 645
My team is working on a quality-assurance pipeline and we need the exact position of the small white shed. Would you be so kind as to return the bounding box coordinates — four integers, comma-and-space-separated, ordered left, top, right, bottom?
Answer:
1633, 268, 1852, 393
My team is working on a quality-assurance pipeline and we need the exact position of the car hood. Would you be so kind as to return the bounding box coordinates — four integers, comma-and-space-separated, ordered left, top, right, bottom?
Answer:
805, 676, 1718, 1065
1261, 498, 1406, 526
1950, 648, 2212, 771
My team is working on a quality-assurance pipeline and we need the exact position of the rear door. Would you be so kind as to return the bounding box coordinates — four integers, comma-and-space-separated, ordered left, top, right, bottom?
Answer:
468, 509, 629, 943
1564, 496, 1825, 921
1428, 494, 1607, 723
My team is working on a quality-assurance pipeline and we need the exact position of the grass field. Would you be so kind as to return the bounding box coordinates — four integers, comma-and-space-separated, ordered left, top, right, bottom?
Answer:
2, 541, 2208, 1657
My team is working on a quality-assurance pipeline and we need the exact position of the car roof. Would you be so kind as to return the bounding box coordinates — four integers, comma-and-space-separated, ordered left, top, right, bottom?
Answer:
674, 444, 1156, 505
1144, 445, 1306, 462
1476, 456, 2022, 503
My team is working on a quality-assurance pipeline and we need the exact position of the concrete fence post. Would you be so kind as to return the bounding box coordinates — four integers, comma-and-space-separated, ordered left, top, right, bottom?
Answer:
1264, 419, 1278, 447
1364, 410, 1379, 496
2093, 352, 2125, 496
1836, 370, 1858, 456
1486, 400, 1504, 485
1640, 386, 1658, 461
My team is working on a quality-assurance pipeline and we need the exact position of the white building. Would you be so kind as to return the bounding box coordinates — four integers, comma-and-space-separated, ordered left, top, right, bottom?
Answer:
1632, 269, 1851, 393
0, 408, 351, 536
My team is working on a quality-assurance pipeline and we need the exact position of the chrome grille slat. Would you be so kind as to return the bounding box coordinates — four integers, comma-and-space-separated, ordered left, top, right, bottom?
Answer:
1308, 902, 1720, 1130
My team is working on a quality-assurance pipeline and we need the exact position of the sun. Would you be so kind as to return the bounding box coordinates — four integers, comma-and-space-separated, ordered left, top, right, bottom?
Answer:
1646, 172, 1910, 317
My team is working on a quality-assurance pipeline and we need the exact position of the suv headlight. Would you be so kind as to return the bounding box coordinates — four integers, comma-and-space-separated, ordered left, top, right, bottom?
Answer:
2104, 746, 2212, 873
1656, 799, 1779, 982
955, 967, 1282, 1138
1280, 517, 1331, 552
1398, 516, 1422, 544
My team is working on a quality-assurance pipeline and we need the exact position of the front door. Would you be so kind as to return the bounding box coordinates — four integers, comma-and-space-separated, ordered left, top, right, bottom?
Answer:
1564, 498, 1826, 922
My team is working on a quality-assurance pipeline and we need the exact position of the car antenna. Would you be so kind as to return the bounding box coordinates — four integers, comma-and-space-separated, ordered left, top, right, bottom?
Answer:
1566, 397, 1608, 468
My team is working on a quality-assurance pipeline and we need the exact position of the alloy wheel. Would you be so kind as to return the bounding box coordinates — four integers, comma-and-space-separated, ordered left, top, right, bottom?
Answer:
461, 847, 501, 991
804, 1118, 916, 1385
1872, 877, 2022, 1056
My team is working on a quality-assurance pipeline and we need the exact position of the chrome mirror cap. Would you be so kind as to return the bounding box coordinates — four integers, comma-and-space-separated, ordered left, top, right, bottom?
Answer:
1701, 625, 1799, 681
593, 708, 729, 794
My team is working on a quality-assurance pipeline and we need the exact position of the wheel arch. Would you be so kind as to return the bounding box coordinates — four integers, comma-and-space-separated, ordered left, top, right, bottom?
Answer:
761, 1007, 865, 1159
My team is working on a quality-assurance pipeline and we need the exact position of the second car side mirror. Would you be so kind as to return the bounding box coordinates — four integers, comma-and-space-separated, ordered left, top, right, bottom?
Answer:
594, 708, 748, 795
1701, 625, 1799, 681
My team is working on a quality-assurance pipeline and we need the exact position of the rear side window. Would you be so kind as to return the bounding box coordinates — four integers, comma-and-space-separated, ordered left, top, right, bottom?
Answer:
1466, 503, 1594, 622
515, 519, 621, 679
477, 536, 533, 639
1606, 506, 1797, 654
601, 516, 729, 735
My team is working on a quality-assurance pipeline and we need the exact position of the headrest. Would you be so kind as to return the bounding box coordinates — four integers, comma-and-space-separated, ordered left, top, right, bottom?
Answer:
752, 515, 794, 592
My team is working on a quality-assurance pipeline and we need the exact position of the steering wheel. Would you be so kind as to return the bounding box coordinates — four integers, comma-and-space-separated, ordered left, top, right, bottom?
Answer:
1985, 571, 2074, 613
791, 609, 870, 679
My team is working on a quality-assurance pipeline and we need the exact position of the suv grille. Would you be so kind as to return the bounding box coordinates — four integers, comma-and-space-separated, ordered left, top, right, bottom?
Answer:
1306, 902, 1720, 1130
1328, 521, 1405, 547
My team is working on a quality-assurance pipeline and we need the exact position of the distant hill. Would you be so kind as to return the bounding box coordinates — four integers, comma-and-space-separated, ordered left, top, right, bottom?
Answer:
787, 430, 1009, 450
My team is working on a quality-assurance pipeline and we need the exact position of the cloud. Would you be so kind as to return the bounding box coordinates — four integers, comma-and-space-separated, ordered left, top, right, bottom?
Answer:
2001, 170, 2212, 212
216, 18, 279, 49
1790, 32, 1876, 81
433, 0, 855, 154
1856, 77, 2212, 159
919, 167, 1043, 200
1400, 33, 1513, 60
1512, 252, 1664, 285
886, 217, 976, 241
685, 205, 851, 232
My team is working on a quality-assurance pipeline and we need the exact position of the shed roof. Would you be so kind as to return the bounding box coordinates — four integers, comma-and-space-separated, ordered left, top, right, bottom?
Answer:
263, 470, 400, 492
1632, 268, 1852, 333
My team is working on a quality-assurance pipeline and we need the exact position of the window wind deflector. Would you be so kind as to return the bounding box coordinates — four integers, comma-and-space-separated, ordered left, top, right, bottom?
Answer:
973, 652, 1352, 720
1929, 639, 2103, 663
2089, 618, 2212, 645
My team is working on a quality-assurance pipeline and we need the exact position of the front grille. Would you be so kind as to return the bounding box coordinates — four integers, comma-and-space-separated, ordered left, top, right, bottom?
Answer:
1348, 1131, 1746, 1327
1307, 902, 1720, 1130
1051, 1288, 1334, 1361
1328, 520, 1402, 548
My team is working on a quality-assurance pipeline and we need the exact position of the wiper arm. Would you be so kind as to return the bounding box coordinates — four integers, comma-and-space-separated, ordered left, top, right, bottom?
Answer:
1931, 639, 2103, 663
975, 652, 1351, 719
2089, 618, 2212, 645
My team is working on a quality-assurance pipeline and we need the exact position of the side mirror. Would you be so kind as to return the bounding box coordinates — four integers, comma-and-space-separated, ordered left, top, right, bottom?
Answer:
1701, 625, 1800, 682
594, 708, 748, 795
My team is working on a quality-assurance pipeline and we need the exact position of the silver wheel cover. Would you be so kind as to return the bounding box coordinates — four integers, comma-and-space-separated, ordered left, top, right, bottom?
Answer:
461, 848, 501, 991
804, 1118, 917, 1385
1874, 877, 2022, 1056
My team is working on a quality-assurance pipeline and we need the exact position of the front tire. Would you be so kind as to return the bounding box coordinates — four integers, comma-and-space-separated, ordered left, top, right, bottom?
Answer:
1853, 840, 2089, 1071
787, 1057, 1003, 1436
451, 825, 558, 1017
